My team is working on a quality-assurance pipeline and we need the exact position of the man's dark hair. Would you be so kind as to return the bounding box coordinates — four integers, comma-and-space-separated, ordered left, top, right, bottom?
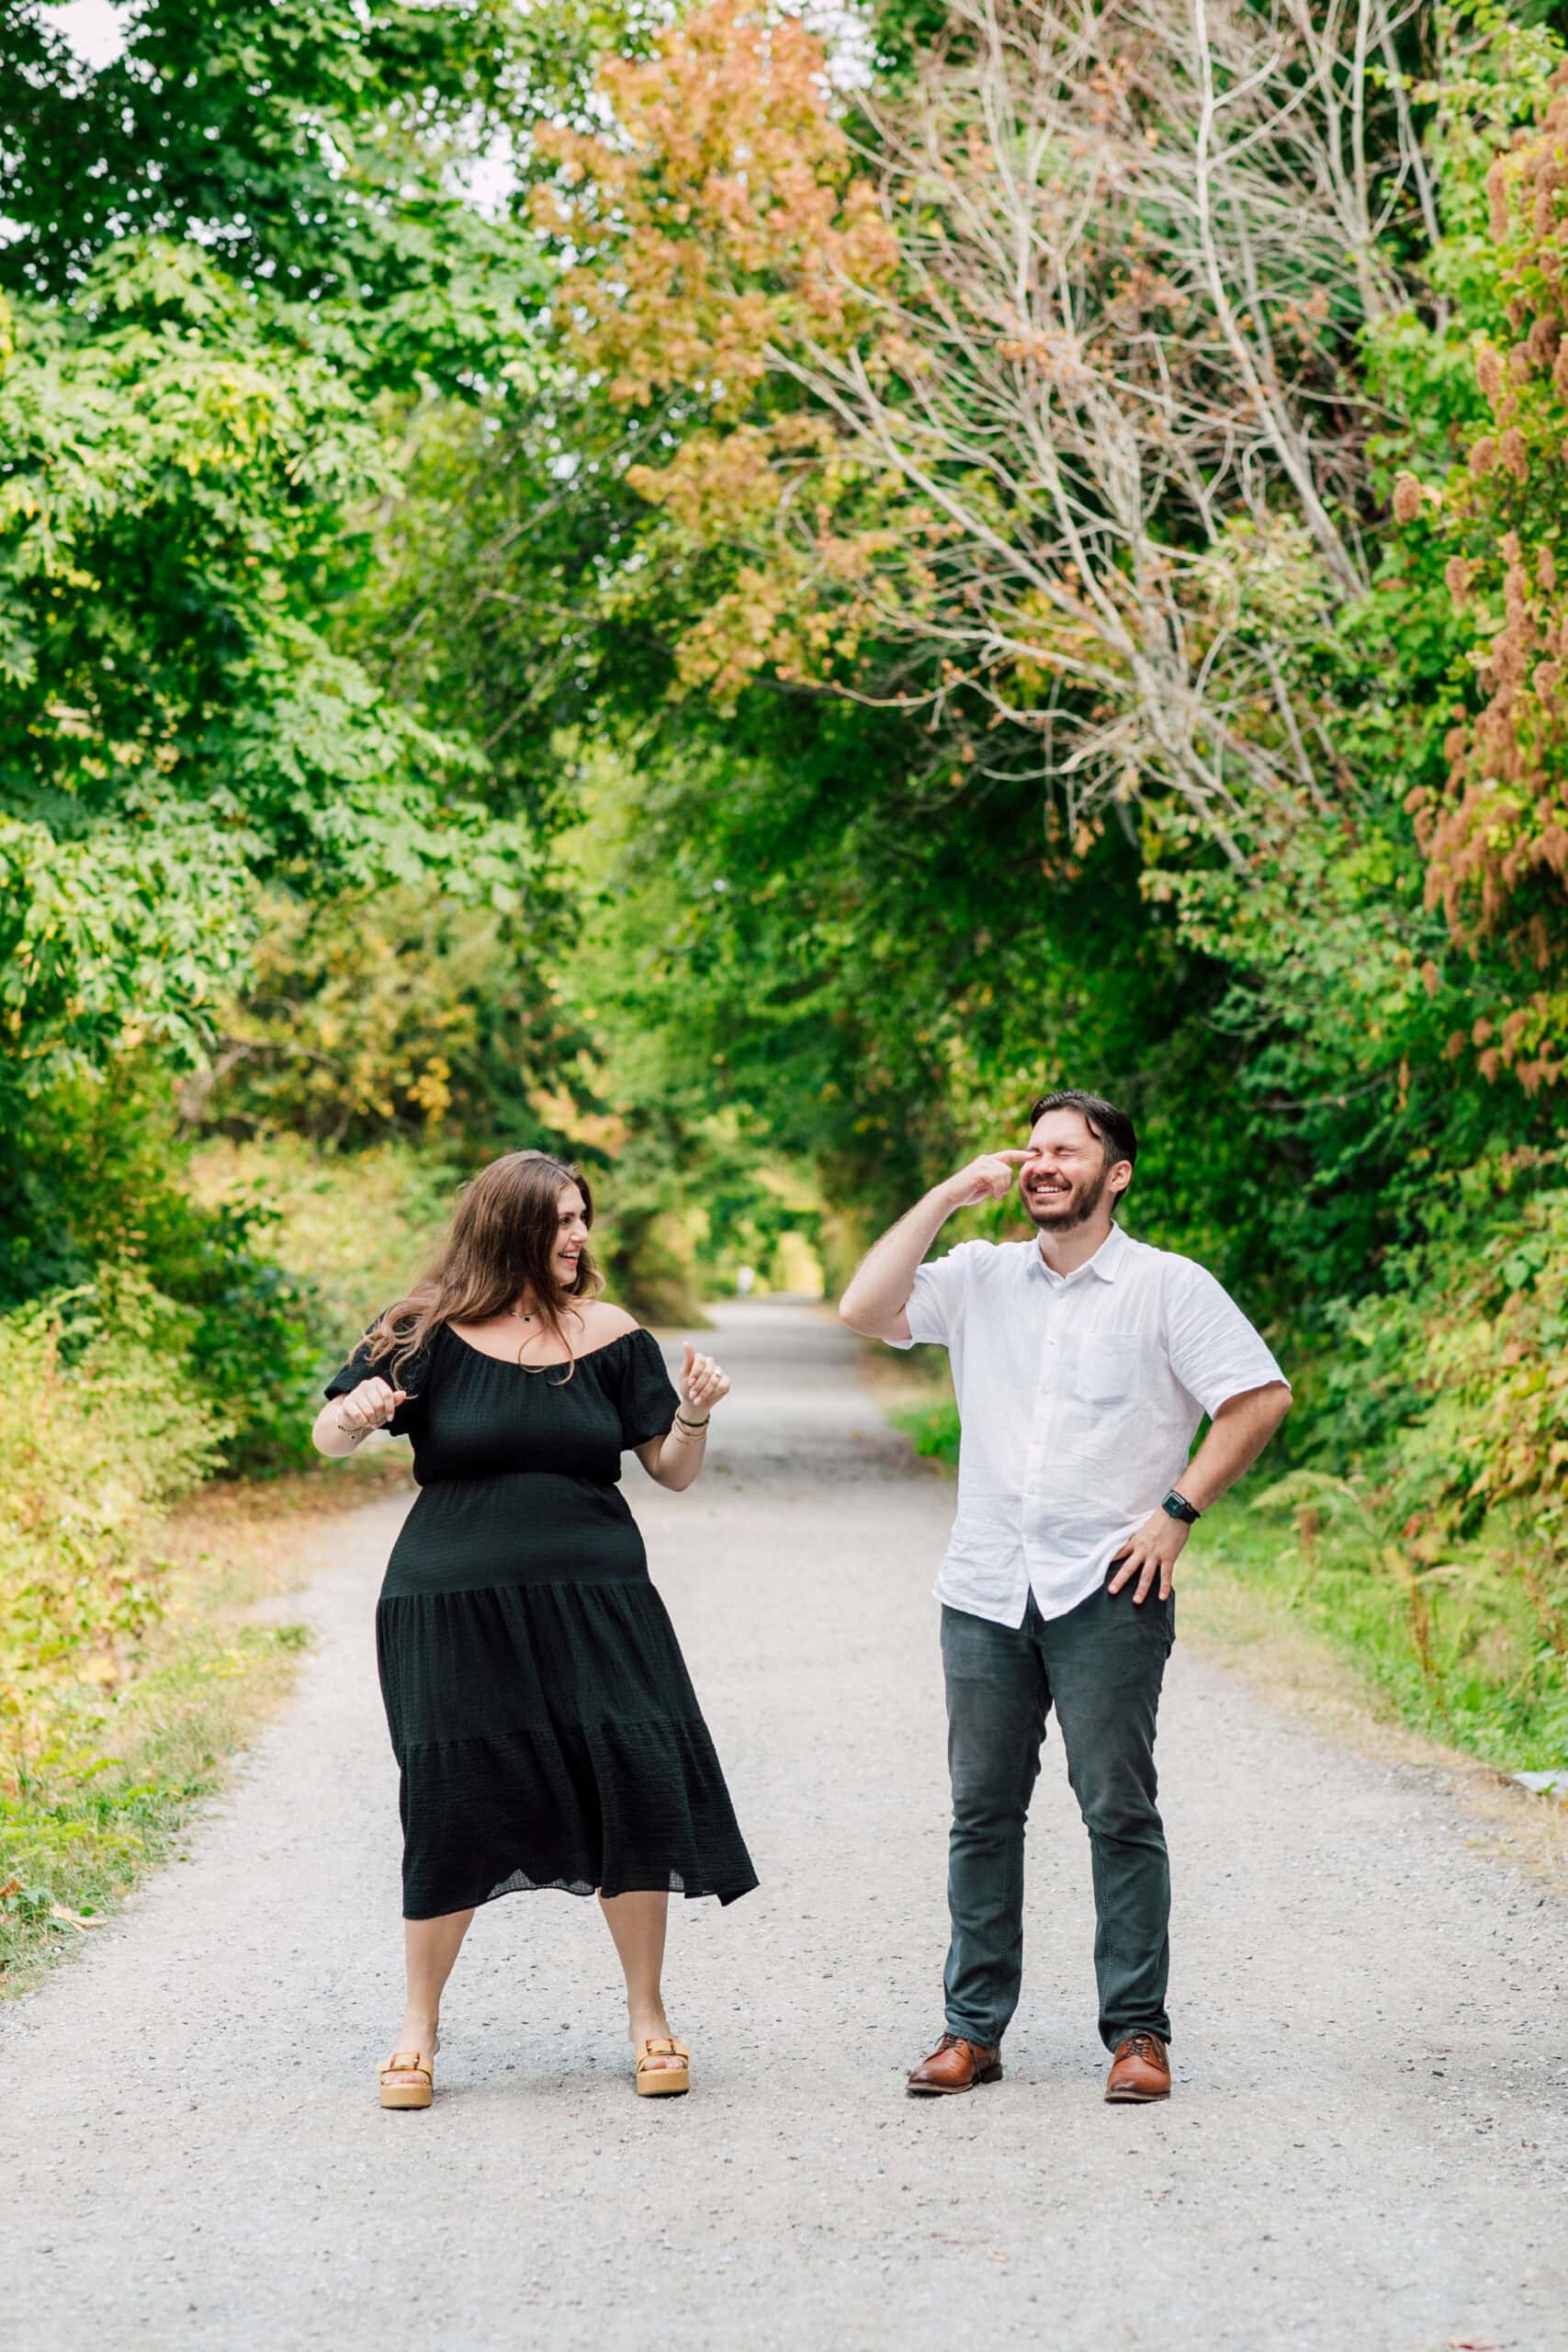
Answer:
1026, 1089, 1137, 1168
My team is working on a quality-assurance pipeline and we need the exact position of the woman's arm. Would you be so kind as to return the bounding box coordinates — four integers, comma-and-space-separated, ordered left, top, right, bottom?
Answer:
635, 1344, 730, 1493
311, 1375, 407, 1460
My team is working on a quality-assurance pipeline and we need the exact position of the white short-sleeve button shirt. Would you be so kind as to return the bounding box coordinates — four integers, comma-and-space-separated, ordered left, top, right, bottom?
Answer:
889, 1222, 1288, 1626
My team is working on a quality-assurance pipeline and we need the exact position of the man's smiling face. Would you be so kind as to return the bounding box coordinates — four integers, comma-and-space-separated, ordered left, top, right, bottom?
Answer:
1019, 1107, 1130, 1233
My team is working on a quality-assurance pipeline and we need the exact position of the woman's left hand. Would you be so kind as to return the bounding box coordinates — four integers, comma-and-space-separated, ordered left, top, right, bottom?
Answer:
680, 1342, 731, 1418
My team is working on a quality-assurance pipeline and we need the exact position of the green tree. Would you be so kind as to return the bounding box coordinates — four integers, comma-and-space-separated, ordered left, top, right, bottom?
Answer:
0, 0, 545, 390
0, 241, 532, 1102
0, 0, 567, 1464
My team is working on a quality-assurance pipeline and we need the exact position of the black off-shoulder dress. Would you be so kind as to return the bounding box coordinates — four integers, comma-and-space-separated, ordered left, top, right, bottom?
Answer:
324, 1321, 759, 1920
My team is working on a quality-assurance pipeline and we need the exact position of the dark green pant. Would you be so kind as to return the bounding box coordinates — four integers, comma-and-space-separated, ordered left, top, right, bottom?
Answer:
941, 1579, 1175, 2052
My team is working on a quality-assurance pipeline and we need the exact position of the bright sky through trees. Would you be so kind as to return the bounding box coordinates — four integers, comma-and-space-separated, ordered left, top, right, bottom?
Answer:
42, 0, 122, 66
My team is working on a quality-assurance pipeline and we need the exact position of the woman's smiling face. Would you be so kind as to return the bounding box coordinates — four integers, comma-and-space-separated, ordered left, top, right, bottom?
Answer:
552, 1184, 590, 1284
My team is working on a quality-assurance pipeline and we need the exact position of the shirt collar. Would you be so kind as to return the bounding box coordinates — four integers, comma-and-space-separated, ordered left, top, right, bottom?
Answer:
1025, 1220, 1127, 1286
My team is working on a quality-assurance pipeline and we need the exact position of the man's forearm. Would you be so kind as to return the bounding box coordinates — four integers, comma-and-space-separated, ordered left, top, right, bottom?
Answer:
839, 1184, 957, 1338
1178, 1383, 1292, 1512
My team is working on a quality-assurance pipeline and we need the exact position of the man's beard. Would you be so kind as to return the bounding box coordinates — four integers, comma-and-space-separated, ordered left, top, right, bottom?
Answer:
1022, 1164, 1112, 1233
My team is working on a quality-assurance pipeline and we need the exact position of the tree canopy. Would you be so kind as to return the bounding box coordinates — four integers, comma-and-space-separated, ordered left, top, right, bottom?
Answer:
0, 0, 1562, 1750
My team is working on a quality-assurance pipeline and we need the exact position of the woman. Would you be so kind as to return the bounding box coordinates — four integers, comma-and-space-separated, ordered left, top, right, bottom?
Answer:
313, 1148, 757, 2109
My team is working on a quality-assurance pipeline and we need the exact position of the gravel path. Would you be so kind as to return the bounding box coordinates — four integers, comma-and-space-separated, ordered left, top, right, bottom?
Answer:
5, 1300, 1565, 2352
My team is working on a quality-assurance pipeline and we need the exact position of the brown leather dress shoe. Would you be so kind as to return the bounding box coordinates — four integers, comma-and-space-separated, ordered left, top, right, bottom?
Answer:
906, 2032, 1003, 2096
1104, 2030, 1171, 2103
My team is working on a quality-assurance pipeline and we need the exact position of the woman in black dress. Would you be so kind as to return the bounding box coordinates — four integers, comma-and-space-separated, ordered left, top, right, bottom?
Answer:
311, 1148, 757, 2108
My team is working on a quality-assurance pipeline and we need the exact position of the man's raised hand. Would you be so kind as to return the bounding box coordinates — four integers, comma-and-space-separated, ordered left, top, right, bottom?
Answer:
942, 1150, 1030, 1210
838, 1147, 1031, 1341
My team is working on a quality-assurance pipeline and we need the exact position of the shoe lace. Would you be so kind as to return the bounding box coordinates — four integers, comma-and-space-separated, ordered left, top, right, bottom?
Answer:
1120, 2032, 1163, 2064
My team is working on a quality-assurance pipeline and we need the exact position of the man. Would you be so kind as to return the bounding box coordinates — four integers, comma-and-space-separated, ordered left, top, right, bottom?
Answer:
839, 1090, 1291, 2104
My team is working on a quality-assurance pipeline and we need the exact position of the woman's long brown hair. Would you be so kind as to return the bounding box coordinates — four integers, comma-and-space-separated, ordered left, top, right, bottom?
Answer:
366, 1149, 604, 1385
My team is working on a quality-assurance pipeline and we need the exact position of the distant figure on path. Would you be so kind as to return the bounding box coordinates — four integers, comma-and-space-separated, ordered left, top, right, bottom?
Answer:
840, 1091, 1291, 2105
314, 1149, 757, 2110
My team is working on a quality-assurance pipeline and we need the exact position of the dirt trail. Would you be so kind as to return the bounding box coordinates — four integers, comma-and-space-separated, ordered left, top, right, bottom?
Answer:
5, 1300, 1565, 2351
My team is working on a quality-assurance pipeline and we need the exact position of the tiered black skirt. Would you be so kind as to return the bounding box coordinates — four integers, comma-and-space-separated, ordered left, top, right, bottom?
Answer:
375, 1478, 758, 1918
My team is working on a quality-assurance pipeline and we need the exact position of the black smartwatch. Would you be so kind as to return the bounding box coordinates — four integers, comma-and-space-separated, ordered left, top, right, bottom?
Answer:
1161, 1487, 1201, 1524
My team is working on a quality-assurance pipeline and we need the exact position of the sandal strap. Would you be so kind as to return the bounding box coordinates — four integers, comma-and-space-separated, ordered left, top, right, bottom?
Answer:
636, 2037, 689, 2068
382, 2052, 432, 2077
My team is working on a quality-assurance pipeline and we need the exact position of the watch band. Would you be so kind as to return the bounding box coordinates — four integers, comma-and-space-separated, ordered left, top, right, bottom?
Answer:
1161, 1487, 1201, 1523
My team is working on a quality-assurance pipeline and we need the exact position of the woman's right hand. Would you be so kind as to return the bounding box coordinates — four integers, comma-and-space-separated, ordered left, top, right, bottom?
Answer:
335, 1376, 408, 1438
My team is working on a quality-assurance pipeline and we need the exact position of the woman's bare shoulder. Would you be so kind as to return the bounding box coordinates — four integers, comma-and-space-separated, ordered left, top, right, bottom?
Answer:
580, 1299, 639, 1346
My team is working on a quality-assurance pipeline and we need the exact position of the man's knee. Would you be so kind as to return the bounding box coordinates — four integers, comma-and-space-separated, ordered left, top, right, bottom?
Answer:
947, 1715, 1040, 1829
1066, 1754, 1163, 1845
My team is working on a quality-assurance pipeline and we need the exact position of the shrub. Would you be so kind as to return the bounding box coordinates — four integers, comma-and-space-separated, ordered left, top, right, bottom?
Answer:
0, 1073, 325, 1474
1238, 1147, 1568, 1758
0, 1285, 226, 1784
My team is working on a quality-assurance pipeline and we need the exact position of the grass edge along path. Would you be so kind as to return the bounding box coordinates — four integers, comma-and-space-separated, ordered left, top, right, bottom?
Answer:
0, 1452, 408, 1996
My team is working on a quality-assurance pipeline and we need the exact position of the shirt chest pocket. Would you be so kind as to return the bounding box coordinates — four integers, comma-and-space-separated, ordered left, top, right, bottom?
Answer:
1065, 1333, 1145, 1420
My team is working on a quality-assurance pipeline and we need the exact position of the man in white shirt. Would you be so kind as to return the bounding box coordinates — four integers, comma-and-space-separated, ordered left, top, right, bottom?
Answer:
840, 1091, 1292, 2104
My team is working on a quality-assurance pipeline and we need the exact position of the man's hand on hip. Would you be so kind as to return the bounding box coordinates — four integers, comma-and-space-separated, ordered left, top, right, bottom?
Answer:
1108, 1511, 1189, 1603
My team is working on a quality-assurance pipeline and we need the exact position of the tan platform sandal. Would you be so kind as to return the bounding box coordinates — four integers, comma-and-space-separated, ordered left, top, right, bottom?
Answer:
378, 2045, 436, 2109
634, 2036, 690, 2098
